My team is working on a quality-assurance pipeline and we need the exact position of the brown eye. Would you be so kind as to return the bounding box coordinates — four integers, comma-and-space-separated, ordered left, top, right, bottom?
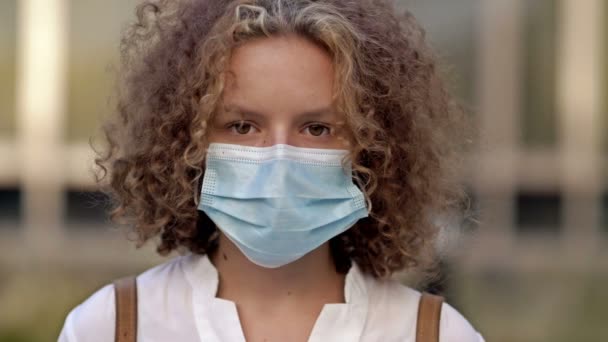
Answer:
306, 124, 330, 137
229, 121, 254, 135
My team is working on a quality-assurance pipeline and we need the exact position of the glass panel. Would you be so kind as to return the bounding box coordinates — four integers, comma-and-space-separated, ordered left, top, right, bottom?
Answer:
516, 191, 562, 233
64, 189, 109, 228
66, 0, 138, 142
401, 0, 477, 107
521, 0, 558, 148
0, 188, 21, 229
0, 0, 17, 137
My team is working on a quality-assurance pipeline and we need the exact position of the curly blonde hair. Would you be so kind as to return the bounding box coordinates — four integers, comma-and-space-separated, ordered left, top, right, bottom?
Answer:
95, 0, 473, 279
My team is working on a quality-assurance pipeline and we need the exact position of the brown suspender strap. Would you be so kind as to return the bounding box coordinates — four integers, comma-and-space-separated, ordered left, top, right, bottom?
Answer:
113, 276, 138, 342
416, 292, 444, 342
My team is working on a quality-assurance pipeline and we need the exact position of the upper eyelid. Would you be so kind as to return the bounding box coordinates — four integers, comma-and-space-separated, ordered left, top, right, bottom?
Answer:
303, 123, 332, 136
225, 120, 332, 128
304, 123, 331, 129
224, 121, 333, 136
302, 122, 333, 131
226, 120, 259, 134
225, 120, 257, 128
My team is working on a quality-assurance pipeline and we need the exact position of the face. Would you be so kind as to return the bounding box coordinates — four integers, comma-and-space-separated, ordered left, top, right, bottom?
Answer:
207, 34, 350, 149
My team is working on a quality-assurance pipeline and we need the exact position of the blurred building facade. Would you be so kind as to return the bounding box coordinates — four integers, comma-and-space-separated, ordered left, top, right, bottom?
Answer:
2, 0, 605, 271
0, 0, 607, 340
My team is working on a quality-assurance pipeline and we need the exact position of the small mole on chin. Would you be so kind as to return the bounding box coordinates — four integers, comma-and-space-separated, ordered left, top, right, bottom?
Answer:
287, 291, 292, 296
223, 253, 228, 261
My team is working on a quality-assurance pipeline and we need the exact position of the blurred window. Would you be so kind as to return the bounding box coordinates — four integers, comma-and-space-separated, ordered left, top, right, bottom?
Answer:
64, 189, 109, 229
516, 191, 562, 233
0, 0, 17, 137
520, 0, 558, 148
0, 188, 21, 229
400, 0, 478, 108
66, 0, 137, 142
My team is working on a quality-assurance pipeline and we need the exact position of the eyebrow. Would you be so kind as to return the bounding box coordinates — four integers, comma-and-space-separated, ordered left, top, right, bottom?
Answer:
223, 104, 336, 121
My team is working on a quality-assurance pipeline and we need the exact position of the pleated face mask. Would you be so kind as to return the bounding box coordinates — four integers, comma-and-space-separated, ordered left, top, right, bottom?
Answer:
197, 143, 369, 268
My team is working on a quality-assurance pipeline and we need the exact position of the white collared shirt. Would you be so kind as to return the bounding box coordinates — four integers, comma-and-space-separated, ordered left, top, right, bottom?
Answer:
58, 253, 485, 341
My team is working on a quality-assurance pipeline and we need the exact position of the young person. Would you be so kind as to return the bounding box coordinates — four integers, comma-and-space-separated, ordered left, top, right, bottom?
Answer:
59, 0, 484, 341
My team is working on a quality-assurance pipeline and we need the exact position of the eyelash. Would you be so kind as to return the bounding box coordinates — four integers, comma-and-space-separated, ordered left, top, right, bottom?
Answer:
225, 121, 332, 136
226, 121, 257, 135
304, 124, 332, 136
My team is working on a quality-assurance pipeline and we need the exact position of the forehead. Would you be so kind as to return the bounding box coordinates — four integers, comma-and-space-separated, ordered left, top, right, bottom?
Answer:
222, 34, 336, 116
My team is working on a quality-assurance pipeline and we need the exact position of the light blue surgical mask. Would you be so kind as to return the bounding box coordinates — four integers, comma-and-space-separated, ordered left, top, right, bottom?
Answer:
197, 143, 369, 268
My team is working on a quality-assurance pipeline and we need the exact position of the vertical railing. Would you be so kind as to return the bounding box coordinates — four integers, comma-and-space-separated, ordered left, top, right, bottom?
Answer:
474, 0, 523, 260
15, 0, 68, 259
557, 0, 602, 253
0, 0, 605, 270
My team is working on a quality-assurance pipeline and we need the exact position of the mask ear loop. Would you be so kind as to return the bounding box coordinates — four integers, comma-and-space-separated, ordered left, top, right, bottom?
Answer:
193, 174, 202, 207
195, 161, 220, 250
347, 151, 373, 215
192, 155, 206, 207
333, 151, 363, 274
194, 140, 221, 249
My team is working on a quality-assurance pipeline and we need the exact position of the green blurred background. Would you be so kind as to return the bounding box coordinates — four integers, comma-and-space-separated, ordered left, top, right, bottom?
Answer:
1, 0, 607, 341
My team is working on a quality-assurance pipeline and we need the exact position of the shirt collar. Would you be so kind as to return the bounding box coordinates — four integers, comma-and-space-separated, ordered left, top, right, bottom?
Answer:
183, 252, 368, 303
183, 252, 369, 342
183, 253, 220, 300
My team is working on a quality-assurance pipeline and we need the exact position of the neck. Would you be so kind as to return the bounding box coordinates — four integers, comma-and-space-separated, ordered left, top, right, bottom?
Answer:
209, 232, 346, 306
